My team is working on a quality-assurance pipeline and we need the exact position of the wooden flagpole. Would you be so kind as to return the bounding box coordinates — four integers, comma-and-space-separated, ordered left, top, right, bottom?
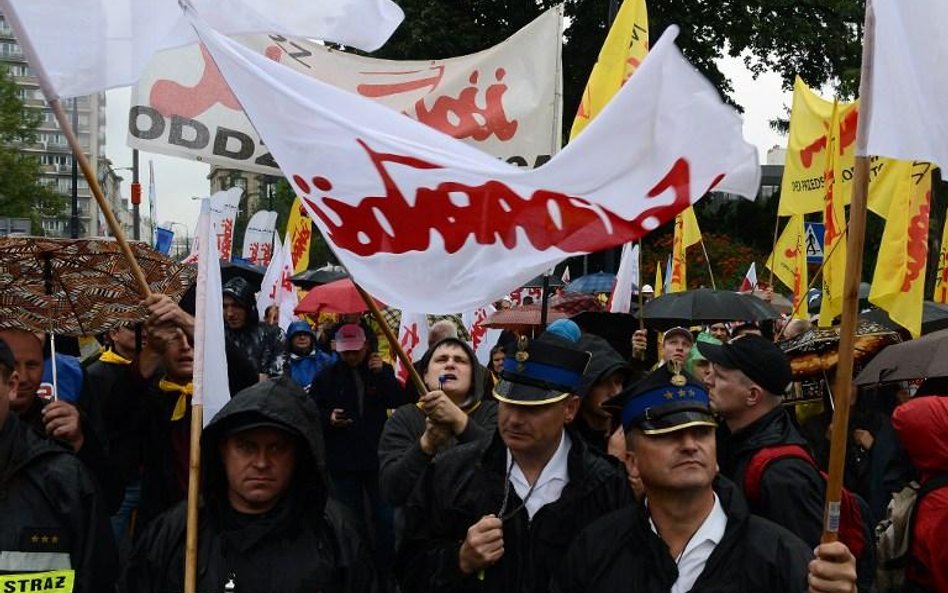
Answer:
49, 102, 152, 297
352, 283, 429, 397
821, 0, 874, 544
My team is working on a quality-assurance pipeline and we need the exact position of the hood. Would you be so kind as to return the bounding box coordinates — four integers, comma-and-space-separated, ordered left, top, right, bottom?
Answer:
202, 376, 328, 515
222, 277, 258, 318
892, 395, 948, 475
577, 334, 628, 398
417, 337, 487, 403
286, 320, 315, 340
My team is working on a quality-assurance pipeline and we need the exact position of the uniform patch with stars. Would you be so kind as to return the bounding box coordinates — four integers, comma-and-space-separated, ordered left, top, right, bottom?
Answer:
18, 529, 68, 553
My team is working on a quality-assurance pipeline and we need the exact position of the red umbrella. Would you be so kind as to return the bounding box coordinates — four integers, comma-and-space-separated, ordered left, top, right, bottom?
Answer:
294, 278, 384, 315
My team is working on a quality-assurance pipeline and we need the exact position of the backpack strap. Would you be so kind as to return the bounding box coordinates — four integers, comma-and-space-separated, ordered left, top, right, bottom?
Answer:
743, 444, 815, 506
906, 474, 948, 560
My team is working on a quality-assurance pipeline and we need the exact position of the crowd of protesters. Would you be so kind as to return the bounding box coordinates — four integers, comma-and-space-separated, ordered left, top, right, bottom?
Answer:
1, 276, 945, 593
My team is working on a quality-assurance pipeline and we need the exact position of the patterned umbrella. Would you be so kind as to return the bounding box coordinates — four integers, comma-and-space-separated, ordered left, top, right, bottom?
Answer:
563, 272, 616, 294
483, 293, 604, 329
0, 237, 195, 336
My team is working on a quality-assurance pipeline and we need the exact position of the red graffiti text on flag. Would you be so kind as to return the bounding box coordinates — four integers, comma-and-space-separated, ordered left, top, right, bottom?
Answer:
291, 140, 720, 257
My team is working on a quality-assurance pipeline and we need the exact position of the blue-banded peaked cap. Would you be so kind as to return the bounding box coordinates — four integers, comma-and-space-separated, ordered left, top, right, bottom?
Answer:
607, 362, 716, 435
493, 334, 591, 405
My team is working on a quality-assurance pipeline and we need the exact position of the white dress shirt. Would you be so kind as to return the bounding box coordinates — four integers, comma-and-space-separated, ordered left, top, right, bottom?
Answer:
506, 431, 571, 520
648, 493, 728, 593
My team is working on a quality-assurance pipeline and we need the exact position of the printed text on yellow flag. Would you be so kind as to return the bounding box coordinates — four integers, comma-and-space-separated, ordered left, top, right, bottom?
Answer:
778, 77, 901, 218
569, 0, 648, 140
870, 162, 932, 337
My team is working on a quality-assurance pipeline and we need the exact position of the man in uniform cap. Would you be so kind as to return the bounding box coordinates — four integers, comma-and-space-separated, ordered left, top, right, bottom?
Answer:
554, 363, 859, 593
398, 328, 633, 593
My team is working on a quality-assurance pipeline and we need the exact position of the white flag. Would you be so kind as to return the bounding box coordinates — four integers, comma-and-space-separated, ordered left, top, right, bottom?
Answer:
860, 0, 948, 169
739, 262, 758, 292
0, 0, 404, 99
610, 243, 640, 314
463, 306, 503, 366
242, 210, 279, 266
129, 8, 561, 175
193, 199, 230, 426
192, 15, 760, 313
256, 232, 297, 331
395, 311, 429, 385
182, 187, 242, 264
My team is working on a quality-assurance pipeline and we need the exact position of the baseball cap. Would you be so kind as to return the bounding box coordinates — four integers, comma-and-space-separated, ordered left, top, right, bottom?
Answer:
334, 324, 367, 352
664, 326, 694, 344
606, 363, 716, 434
697, 334, 792, 395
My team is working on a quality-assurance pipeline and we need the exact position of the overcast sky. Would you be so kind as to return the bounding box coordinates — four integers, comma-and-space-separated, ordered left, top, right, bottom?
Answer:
103, 49, 793, 236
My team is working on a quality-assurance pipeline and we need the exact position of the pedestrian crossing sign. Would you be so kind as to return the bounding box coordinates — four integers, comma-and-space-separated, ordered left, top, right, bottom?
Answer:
804, 222, 824, 264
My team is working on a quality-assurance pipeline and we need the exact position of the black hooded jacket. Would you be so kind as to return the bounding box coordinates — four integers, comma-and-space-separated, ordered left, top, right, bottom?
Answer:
378, 338, 498, 506
717, 406, 825, 550
553, 477, 813, 593
0, 413, 118, 593
571, 334, 629, 452
717, 406, 876, 592
121, 378, 375, 593
397, 428, 633, 593
223, 277, 284, 377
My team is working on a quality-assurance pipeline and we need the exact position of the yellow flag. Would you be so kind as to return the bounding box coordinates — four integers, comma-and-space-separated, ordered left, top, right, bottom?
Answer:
670, 215, 686, 293
766, 214, 809, 320
870, 162, 932, 337
934, 214, 948, 304
669, 208, 700, 293
285, 197, 312, 273
569, 0, 648, 140
654, 260, 664, 297
779, 77, 902, 218
681, 206, 702, 248
818, 101, 846, 327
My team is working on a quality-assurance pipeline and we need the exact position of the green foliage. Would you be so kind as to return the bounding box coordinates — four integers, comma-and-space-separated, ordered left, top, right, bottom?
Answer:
0, 64, 64, 232
374, 0, 864, 134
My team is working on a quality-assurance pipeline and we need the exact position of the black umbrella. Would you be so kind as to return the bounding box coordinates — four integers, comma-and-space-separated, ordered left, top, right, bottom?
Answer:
861, 301, 948, 335
290, 265, 348, 289
571, 310, 639, 359
640, 288, 780, 330
179, 259, 266, 315
220, 259, 266, 291
807, 282, 872, 314
855, 327, 948, 385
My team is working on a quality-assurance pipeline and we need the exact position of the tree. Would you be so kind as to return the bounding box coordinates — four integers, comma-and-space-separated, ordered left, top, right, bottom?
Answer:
0, 65, 65, 232
373, 0, 864, 135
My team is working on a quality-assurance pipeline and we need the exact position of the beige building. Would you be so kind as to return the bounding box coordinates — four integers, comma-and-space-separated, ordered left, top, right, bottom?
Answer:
1, 11, 107, 237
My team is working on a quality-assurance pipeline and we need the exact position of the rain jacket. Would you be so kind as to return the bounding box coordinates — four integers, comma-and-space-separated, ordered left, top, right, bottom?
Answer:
122, 378, 376, 593
553, 477, 813, 593
311, 356, 406, 475
397, 428, 633, 593
0, 413, 118, 593
718, 405, 876, 592
571, 334, 628, 452
892, 395, 948, 593
378, 338, 497, 506
223, 277, 284, 377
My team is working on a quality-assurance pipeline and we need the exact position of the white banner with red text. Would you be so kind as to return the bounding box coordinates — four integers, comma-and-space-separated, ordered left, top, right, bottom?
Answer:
129, 7, 562, 174
192, 14, 759, 313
